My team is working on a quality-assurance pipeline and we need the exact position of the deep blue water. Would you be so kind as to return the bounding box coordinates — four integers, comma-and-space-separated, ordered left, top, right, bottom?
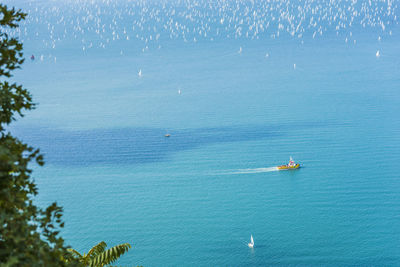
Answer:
6, 0, 400, 265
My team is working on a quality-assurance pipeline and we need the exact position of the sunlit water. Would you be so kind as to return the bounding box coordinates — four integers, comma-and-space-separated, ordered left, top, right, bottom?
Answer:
6, 0, 400, 265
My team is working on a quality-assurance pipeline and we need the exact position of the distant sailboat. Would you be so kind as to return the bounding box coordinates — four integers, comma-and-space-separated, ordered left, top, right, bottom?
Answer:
248, 235, 254, 248
178, 89, 181, 95
138, 69, 142, 77
376, 50, 380, 58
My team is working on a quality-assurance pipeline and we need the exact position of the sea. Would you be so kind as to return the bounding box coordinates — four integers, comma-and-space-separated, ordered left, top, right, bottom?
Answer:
6, 0, 400, 265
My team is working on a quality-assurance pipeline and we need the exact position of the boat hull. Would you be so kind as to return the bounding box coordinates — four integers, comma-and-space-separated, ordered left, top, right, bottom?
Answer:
277, 164, 300, 170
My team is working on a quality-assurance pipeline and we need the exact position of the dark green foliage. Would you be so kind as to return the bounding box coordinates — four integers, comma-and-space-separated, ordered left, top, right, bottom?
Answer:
0, 4, 79, 266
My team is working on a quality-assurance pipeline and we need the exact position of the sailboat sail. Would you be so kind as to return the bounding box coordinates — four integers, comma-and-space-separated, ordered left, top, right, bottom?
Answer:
248, 234, 254, 248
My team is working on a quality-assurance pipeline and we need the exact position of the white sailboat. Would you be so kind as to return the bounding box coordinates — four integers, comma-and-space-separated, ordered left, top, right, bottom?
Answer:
248, 235, 254, 248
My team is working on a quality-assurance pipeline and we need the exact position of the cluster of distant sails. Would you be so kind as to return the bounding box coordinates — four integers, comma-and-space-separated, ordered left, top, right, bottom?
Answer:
5, 0, 397, 60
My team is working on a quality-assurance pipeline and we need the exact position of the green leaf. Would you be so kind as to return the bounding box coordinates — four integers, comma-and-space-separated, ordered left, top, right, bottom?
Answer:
89, 243, 132, 267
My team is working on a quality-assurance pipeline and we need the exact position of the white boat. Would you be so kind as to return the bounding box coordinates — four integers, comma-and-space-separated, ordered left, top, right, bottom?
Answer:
248, 235, 254, 248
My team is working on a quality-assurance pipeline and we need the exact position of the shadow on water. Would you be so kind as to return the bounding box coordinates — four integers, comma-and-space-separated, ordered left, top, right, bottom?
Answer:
10, 121, 326, 166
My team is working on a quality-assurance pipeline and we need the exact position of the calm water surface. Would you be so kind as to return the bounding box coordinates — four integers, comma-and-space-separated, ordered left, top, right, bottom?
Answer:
8, 0, 400, 265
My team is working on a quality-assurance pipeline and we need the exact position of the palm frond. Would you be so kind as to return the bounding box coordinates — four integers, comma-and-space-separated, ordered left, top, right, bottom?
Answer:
89, 243, 132, 267
87, 241, 107, 259
67, 248, 83, 259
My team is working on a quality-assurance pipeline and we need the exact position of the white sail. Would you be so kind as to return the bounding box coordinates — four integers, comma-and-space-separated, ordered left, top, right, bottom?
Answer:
248, 235, 254, 248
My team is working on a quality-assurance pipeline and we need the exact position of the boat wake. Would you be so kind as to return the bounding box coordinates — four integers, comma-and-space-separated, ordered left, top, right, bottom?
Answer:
232, 167, 279, 174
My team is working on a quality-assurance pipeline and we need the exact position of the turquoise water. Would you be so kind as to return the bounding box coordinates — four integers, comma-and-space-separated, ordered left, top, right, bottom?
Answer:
8, 0, 400, 265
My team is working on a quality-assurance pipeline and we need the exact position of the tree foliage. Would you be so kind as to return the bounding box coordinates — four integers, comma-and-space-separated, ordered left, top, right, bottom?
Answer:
67, 241, 132, 267
0, 4, 79, 266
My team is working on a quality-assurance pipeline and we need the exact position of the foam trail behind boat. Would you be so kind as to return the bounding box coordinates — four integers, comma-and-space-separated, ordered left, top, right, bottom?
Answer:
232, 167, 279, 174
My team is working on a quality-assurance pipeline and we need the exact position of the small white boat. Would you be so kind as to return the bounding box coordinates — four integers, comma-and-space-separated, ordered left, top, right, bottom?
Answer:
248, 235, 254, 248
138, 69, 142, 77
